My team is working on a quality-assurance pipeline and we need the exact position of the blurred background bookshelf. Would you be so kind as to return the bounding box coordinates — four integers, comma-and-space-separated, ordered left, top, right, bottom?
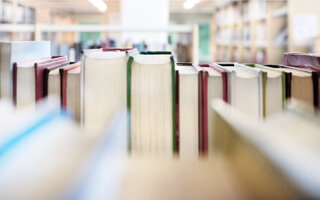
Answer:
0, 0, 214, 63
2, 0, 320, 64
212, 0, 320, 64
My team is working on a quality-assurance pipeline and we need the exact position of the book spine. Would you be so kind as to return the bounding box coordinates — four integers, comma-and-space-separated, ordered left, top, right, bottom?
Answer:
170, 56, 177, 154
202, 71, 209, 155
312, 72, 319, 108
42, 68, 50, 98
222, 72, 228, 102
262, 72, 268, 118
175, 70, 180, 154
285, 72, 292, 99
126, 56, 134, 152
198, 71, 203, 154
59, 69, 67, 110
34, 63, 41, 102
12, 63, 17, 106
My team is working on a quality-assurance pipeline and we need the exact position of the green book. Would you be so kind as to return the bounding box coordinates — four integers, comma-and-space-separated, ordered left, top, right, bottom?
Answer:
127, 51, 176, 155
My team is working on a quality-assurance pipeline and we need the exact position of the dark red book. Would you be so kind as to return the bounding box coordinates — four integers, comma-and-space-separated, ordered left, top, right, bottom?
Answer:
198, 64, 228, 155
35, 56, 68, 101
59, 62, 81, 110
43, 60, 70, 98
13, 56, 67, 108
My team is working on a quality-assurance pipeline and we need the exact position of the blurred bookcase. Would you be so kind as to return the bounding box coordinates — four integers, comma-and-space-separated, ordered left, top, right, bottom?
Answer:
212, 0, 320, 64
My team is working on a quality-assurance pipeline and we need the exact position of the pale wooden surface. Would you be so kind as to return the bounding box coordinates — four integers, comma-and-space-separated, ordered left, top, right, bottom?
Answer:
117, 157, 247, 200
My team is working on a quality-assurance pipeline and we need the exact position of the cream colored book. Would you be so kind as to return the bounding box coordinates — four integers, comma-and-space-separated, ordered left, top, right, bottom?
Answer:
81, 49, 137, 136
176, 63, 199, 159
127, 52, 175, 156
218, 63, 263, 120
245, 64, 285, 118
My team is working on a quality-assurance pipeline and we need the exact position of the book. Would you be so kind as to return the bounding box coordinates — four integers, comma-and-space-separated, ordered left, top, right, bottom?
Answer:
265, 64, 317, 111
0, 101, 89, 200
0, 41, 50, 99
245, 63, 285, 117
127, 51, 175, 155
81, 48, 136, 135
283, 54, 320, 109
43, 62, 72, 99
264, 64, 292, 99
13, 56, 68, 109
199, 64, 227, 155
211, 99, 320, 199
60, 62, 81, 122
176, 62, 200, 159
216, 63, 264, 119
284, 52, 320, 69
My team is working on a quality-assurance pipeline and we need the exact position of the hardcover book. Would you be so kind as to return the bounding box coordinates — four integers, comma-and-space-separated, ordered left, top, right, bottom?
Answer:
127, 51, 176, 155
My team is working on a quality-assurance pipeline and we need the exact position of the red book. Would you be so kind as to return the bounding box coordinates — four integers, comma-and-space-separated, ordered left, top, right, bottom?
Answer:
198, 64, 229, 155
43, 60, 70, 99
59, 62, 80, 111
35, 56, 68, 101
13, 56, 67, 108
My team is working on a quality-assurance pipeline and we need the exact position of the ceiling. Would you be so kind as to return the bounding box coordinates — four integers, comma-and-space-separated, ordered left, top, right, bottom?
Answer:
20, 0, 214, 14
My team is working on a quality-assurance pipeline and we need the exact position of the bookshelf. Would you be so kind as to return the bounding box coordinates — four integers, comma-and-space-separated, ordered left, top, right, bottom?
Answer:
212, 0, 320, 64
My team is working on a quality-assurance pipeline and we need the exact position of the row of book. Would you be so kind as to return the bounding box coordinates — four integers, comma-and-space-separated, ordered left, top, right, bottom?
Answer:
1, 41, 320, 158
1, 41, 320, 198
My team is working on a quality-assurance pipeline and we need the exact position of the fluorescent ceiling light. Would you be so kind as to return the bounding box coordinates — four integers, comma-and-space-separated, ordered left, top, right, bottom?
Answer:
89, 0, 107, 12
183, 0, 200, 9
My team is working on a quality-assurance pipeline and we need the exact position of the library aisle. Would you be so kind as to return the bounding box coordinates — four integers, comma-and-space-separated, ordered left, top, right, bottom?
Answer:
1, 0, 320, 199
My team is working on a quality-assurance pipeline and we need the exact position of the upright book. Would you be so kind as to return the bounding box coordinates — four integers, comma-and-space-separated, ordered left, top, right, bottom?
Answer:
81, 48, 136, 135
127, 51, 175, 155
0, 41, 50, 99
265, 64, 316, 110
245, 63, 285, 117
283, 54, 320, 109
216, 63, 264, 120
199, 64, 227, 155
176, 62, 200, 159
60, 62, 81, 122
